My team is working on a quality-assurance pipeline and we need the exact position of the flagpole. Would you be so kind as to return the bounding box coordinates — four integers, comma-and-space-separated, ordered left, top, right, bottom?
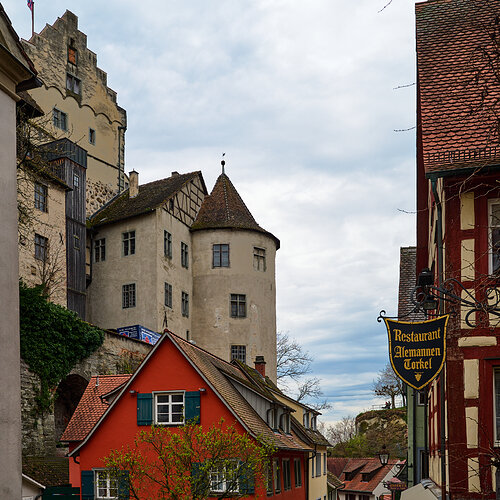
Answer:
31, 1, 34, 37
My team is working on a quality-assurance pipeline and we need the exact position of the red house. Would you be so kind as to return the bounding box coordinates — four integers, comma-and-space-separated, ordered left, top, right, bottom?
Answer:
62, 331, 313, 499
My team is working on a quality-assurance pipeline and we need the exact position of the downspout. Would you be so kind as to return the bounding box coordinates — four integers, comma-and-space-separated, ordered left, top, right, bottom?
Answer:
431, 176, 446, 499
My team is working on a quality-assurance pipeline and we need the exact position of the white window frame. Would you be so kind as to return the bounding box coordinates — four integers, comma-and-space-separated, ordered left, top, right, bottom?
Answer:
153, 391, 185, 425
94, 469, 117, 500
209, 462, 239, 494
489, 199, 500, 275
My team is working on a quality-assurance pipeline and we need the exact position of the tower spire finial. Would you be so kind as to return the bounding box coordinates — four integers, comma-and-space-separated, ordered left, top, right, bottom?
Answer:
221, 152, 226, 175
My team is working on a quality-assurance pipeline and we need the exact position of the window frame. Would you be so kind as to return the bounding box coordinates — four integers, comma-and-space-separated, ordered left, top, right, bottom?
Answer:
94, 469, 118, 500
316, 452, 321, 477
153, 391, 185, 426
52, 108, 68, 131
34, 233, 48, 261
122, 283, 136, 309
280, 412, 291, 434
181, 242, 189, 268
164, 230, 172, 259
230, 294, 246, 318
253, 246, 266, 272
94, 238, 106, 262
34, 182, 48, 212
182, 291, 189, 317
66, 72, 81, 95
209, 462, 240, 495
122, 230, 136, 256
489, 199, 500, 275
230, 345, 246, 364
164, 282, 172, 308
294, 458, 302, 487
282, 459, 291, 491
273, 459, 281, 494
89, 128, 96, 145
213, 243, 230, 268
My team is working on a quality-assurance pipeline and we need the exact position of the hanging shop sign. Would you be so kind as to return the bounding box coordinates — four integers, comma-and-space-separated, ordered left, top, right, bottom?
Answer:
384, 315, 448, 390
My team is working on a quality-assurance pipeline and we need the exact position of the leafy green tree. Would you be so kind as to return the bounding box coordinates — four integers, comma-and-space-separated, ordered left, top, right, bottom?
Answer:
104, 419, 275, 500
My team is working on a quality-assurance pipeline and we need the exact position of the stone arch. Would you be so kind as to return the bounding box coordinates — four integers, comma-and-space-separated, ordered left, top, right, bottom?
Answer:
54, 373, 88, 442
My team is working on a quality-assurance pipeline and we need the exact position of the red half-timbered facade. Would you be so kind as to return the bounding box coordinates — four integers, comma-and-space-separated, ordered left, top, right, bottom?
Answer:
416, 1, 500, 497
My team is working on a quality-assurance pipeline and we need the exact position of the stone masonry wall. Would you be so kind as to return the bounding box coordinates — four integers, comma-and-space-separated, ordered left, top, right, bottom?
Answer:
21, 332, 152, 457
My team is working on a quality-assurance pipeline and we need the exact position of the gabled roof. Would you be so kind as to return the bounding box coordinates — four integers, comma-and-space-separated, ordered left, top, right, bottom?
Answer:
61, 374, 131, 442
89, 171, 206, 227
329, 457, 401, 494
416, 0, 500, 175
67, 331, 311, 456
191, 173, 280, 249
327, 471, 344, 490
22, 457, 69, 488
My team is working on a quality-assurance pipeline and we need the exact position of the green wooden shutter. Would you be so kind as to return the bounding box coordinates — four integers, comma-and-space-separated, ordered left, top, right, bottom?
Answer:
118, 470, 130, 499
81, 470, 94, 499
137, 393, 153, 425
239, 462, 255, 495
191, 462, 209, 497
185, 391, 201, 424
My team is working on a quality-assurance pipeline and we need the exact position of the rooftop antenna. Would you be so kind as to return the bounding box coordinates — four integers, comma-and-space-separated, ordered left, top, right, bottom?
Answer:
221, 152, 226, 175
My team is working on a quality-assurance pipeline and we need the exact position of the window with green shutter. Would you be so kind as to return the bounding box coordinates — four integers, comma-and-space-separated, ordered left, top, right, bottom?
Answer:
81, 470, 94, 500
137, 393, 153, 425
185, 391, 201, 423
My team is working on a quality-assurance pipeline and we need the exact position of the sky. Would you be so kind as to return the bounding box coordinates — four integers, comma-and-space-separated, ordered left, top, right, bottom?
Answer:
5, 0, 417, 425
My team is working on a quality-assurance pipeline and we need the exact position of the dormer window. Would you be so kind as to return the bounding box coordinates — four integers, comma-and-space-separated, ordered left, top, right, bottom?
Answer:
311, 415, 317, 431
303, 412, 310, 429
280, 413, 291, 434
267, 408, 276, 430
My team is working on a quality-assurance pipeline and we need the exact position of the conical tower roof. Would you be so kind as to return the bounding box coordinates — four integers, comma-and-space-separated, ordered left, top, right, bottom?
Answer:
191, 173, 280, 249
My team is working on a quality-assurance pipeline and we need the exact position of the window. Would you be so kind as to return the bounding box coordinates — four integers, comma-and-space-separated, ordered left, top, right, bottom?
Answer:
123, 231, 135, 256
230, 294, 246, 318
316, 452, 321, 477
495, 370, 500, 445
303, 412, 310, 429
95, 469, 117, 499
267, 463, 273, 495
323, 453, 326, 475
210, 463, 239, 494
490, 200, 500, 274
73, 173, 80, 189
282, 459, 291, 490
164, 282, 172, 308
74, 234, 80, 250
94, 238, 105, 262
181, 242, 189, 268
34, 183, 48, 212
164, 230, 172, 258
67, 44, 77, 65
182, 291, 189, 317
34, 234, 48, 261
213, 244, 229, 267
231, 345, 246, 364
253, 247, 266, 271
122, 284, 136, 308
294, 458, 302, 487
66, 73, 81, 95
273, 459, 281, 493
52, 108, 67, 131
311, 415, 317, 430
267, 408, 277, 430
89, 128, 96, 145
280, 413, 291, 434
154, 392, 184, 425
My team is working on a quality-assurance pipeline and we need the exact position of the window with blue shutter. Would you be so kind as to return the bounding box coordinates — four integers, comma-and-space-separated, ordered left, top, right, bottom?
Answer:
239, 462, 255, 495
137, 393, 153, 425
81, 470, 94, 499
118, 470, 130, 499
185, 391, 201, 423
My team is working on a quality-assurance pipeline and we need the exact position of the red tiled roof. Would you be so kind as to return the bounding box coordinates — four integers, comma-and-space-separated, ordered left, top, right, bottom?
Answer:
416, 0, 500, 174
328, 457, 400, 494
191, 173, 280, 249
61, 374, 131, 442
328, 457, 349, 477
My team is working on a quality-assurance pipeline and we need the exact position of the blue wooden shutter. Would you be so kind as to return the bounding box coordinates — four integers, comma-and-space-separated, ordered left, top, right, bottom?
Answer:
239, 462, 255, 495
118, 470, 130, 499
137, 393, 153, 425
185, 391, 201, 424
81, 470, 94, 499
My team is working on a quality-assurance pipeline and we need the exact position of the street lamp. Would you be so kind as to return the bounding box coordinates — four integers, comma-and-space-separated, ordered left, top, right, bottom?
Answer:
378, 445, 389, 466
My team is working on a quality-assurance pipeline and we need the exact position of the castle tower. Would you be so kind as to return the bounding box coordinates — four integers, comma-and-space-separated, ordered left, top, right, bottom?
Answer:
191, 171, 280, 382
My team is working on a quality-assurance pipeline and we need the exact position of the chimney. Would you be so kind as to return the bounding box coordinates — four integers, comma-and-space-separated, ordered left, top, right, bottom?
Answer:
254, 356, 266, 377
171, 171, 179, 177
129, 170, 139, 198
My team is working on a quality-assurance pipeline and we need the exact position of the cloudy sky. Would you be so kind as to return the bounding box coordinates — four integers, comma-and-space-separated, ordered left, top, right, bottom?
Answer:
5, 0, 417, 424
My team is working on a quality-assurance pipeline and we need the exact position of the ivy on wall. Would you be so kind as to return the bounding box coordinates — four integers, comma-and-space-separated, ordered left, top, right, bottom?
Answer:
19, 281, 104, 414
